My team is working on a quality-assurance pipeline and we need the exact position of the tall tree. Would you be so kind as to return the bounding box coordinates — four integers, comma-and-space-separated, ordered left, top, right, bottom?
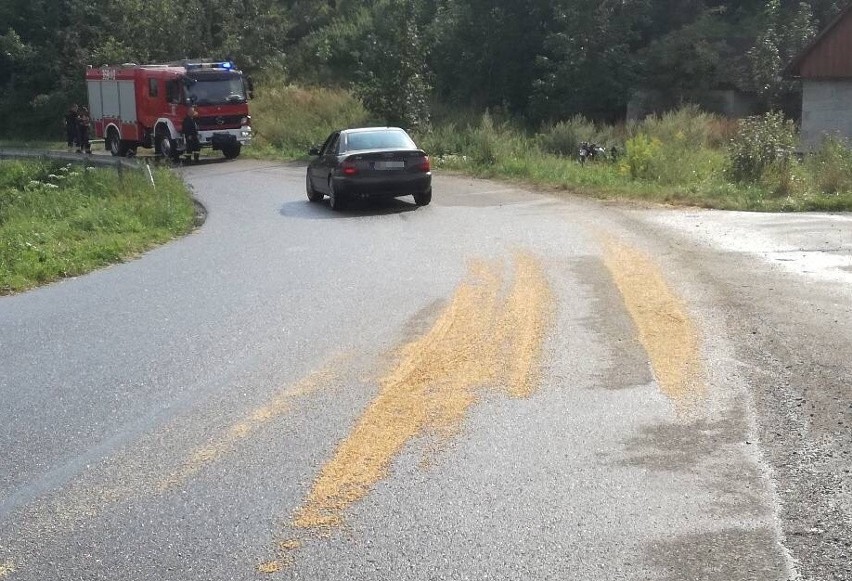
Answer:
639, 9, 734, 99
745, 0, 816, 104
0, 0, 840, 135
529, 0, 651, 122
428, 0, 552, 115
354, 0, 432, 128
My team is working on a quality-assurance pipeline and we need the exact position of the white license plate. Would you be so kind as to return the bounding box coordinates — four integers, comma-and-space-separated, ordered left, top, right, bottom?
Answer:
375, 161, 405, 170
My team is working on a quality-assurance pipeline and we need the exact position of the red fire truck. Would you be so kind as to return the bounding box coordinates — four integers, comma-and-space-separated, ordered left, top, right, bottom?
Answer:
85, 60, 252, 159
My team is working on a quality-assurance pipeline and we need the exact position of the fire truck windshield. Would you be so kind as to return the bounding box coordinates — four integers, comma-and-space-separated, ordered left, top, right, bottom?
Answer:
185, 77, 247, 105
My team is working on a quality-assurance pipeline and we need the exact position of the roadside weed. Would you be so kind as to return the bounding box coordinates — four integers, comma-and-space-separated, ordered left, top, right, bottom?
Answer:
0, 160, 195, 294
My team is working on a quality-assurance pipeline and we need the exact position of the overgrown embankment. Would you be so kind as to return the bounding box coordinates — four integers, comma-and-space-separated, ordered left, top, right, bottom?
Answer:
250, 83, 852, 212
248, 84, 371, 159
0, 159, 195, 294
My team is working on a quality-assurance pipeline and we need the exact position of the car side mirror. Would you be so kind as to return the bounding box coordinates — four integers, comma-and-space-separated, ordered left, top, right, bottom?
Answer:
309, 146, 320, 156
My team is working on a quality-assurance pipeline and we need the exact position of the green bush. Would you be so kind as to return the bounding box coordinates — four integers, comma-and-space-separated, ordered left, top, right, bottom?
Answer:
623, 134, 661, 180
759, 156, 805, 199
537, 116, 598, 157
469, 112, 500, 165
250, 81, 371, 157
807, 135, 852, 195
630, 105, 721, 150
727, 111, 796, 183
422, 111, 527, 168
414, 123, 469, 158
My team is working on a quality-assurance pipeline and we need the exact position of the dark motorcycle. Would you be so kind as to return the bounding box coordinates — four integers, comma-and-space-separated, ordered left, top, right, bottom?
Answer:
578, 141, 607, 164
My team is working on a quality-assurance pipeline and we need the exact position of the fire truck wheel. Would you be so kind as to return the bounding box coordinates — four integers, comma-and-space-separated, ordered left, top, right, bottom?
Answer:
157, 130, 178, 161
106, 129, 128, 157
222, 143, 242, 159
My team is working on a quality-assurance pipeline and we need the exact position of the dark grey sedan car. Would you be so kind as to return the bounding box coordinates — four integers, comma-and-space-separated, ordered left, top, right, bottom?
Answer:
306, 127, 432, 210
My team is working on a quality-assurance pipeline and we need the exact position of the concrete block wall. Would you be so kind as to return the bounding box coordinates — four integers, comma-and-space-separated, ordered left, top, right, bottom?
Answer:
801, 80, 852, 150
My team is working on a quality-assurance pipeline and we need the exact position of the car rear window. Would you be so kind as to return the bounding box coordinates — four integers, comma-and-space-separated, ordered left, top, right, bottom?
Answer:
345, 130, 415, 152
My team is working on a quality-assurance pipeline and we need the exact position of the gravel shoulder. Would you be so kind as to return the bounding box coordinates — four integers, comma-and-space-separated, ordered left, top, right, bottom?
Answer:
625, 208, 852, 581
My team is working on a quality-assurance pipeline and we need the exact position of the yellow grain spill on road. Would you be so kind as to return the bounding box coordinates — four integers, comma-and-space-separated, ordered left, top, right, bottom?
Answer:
292, 253, 553, 533
277, 539, 302, 552
601, 235, 703, 412
157, 367, 336, 492
501, 253, 555, 398
1, 362, 341, 578
257, 560, 282, 574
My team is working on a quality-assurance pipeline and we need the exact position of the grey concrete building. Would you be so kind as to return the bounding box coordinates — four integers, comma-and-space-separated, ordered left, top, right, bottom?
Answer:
786, 5, 852, 150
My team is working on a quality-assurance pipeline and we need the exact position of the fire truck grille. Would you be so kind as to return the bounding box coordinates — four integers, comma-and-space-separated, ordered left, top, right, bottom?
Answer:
197, 115, 244, 130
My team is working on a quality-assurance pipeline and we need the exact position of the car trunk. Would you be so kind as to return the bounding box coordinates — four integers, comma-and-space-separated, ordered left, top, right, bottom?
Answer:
343, 149, 428, 177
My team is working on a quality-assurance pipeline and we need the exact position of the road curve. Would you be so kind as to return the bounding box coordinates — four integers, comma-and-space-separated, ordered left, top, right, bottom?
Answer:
1, 159, 849, 580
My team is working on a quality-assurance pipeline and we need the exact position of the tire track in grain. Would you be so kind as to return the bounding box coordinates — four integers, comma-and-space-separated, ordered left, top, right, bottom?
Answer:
600, 234, 704, 414
259, 253, 554, 572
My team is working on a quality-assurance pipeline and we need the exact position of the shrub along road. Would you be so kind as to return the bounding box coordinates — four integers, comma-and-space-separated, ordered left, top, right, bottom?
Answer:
0, 160, 849, 580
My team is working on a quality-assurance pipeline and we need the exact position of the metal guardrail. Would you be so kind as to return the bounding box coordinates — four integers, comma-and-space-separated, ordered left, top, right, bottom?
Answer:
0, 148, 140, 170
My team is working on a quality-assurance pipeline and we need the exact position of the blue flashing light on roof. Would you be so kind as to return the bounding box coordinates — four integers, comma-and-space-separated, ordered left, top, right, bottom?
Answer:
184, 60, 237, 71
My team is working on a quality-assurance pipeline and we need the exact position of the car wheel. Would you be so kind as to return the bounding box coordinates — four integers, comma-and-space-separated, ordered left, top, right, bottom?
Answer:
328, 178, 346, 211
413, 189, 432, 206
306, 174, 323, 202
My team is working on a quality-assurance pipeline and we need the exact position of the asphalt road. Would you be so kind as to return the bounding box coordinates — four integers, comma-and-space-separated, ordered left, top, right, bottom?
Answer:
1, 159, 850, 580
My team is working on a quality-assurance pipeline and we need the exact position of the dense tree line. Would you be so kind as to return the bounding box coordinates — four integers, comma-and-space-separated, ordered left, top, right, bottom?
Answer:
0, 0, 846, 135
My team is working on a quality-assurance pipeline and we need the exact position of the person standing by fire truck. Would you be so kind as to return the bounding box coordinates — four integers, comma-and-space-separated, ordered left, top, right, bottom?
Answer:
182, 105, 200, 162
77, 107, 92, 154
64, 104, 79, 151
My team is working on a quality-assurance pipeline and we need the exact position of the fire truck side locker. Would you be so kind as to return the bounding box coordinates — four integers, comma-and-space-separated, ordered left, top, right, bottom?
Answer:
86, 75, 138, 156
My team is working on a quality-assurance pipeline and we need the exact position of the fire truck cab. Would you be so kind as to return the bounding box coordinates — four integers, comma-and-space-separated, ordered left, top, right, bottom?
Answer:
85, 60, 252, 159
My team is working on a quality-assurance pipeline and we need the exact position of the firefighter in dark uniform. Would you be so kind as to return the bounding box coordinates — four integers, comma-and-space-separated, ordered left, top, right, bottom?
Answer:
77, 107, 92, 154
182, 106, 201, 162
65, 104, 79, 151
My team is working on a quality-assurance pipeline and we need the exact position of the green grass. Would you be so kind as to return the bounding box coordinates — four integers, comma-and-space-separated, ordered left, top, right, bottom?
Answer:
0, 140, 67, 150
414, 109, 852, 212
0, 159, 196, 294
428, 143, 852, 211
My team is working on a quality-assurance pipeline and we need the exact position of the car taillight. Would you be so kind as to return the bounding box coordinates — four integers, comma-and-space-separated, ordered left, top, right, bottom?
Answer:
342, 161, 359, 176
417, 156, 431, 172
